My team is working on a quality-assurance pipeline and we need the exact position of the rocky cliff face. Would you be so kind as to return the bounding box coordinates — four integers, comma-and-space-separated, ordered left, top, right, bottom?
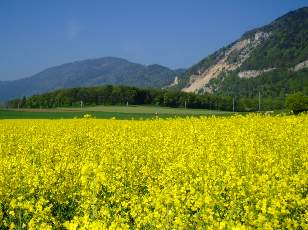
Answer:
293, 59, 308, 71
238, 68, 276, 79
182, 32, 271, 92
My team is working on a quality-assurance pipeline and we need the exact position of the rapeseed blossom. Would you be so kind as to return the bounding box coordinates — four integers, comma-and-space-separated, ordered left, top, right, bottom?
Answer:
0, 114, 307, 229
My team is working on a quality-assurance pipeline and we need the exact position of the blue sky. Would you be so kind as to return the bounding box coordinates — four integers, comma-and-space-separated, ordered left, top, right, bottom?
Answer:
0, 0, 307, 80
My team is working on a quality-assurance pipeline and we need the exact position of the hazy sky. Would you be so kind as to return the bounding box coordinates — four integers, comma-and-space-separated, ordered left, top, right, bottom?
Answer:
0, 0, 307, 80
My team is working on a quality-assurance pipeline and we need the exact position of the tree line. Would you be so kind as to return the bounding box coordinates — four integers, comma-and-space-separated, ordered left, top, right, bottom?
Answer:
7, 85, 305, 112
8, 85, 233, 111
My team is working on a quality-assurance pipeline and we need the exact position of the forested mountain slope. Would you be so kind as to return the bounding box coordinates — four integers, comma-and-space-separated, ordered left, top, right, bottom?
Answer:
175, 7, 308, 97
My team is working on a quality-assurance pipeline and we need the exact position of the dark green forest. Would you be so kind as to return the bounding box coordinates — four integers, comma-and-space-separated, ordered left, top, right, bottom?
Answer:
206, 68, 307, 111
240, 7, 308, 69
210, 69, 308, 96
7, 84, 304, 112
8, 86, 233, 111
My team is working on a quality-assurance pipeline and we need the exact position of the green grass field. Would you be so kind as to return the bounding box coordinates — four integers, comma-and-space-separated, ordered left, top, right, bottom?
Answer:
0, 105, 234, 119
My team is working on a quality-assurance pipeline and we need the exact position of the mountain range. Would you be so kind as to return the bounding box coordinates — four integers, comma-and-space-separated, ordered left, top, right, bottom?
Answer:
0, 57, 181, 100
0, 7, 307, 100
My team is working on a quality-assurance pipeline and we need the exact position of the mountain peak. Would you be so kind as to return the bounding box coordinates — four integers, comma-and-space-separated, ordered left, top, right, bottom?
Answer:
178, 7, 308, 93
0, 57, 179, 100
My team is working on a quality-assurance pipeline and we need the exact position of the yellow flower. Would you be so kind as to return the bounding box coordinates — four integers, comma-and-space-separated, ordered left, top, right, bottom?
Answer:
0, 114, 307, 228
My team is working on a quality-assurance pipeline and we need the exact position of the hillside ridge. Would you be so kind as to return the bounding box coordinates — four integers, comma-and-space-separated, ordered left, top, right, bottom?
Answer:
0, 57, 179, 100
177, 7, 308, 93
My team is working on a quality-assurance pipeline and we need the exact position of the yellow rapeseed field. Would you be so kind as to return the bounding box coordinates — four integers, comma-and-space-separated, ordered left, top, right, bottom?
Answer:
0, 115, 307, 229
